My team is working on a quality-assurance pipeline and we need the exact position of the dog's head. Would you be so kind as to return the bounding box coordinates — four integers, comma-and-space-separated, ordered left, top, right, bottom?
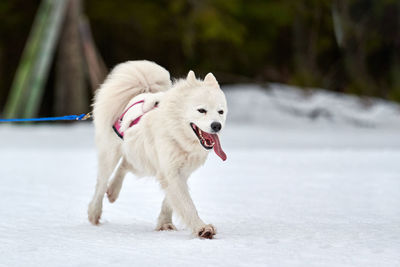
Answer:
168, 71, 227, 160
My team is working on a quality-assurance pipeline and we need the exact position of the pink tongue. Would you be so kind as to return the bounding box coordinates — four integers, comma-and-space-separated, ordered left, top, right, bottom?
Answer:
210, 134, 227, 161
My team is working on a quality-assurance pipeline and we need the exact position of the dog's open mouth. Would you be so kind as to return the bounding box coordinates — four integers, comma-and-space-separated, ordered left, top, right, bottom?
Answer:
190, 123, 214, 149
190, 123, 227, 161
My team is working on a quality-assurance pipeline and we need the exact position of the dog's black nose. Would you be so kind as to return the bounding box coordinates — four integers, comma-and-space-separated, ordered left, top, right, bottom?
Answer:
211, 122, 222, 132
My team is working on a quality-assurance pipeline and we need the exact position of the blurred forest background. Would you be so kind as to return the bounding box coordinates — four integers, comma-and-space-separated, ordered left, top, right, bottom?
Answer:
0, 0, 400, 116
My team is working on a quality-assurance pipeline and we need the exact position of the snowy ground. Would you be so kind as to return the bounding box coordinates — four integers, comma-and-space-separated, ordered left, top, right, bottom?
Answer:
1, 85, 400, 266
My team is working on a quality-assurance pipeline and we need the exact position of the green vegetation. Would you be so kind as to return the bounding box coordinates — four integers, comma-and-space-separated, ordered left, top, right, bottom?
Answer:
1, 0, 400, 113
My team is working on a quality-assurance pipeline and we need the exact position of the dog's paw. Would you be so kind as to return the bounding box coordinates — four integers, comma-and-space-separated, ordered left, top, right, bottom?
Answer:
107, 179, 123, 203
197, 224, 216, 239
87, 203, 101, 225
106, 187, 118, 203
156, 223, 177, 231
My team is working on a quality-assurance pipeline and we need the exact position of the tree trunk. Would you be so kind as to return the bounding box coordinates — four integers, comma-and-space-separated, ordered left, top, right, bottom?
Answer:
55, 0, 87, 115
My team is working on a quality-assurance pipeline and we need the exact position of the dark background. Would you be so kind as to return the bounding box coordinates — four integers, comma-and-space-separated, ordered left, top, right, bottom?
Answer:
1, 0, 400, 115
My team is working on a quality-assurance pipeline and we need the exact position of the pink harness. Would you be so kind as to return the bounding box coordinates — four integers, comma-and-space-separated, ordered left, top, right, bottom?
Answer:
112, 100, 152, 139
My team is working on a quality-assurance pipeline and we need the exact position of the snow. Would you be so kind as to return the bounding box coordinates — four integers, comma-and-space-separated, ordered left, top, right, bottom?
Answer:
1, 85, 400, 266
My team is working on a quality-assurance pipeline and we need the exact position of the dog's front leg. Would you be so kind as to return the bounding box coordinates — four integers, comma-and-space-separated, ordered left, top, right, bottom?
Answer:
155, 197, 177, 231
165, 175, 216, 239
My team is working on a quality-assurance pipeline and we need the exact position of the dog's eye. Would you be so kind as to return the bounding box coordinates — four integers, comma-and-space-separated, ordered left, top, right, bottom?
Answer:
197, 108, 207, 114
218, 110, 224, 115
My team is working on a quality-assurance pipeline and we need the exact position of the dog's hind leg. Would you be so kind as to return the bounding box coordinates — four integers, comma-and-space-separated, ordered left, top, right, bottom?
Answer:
107, 158, 129, 203
155, 197, 177, 231
88, 148, 120, 225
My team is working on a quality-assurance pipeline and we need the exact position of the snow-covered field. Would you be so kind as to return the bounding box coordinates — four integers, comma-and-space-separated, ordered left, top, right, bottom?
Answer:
1, 85, 400, 266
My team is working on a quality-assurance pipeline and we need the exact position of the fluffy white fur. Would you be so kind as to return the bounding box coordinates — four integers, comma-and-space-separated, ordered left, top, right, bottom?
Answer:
88, 60, 227, 239
119, 92, 164, 133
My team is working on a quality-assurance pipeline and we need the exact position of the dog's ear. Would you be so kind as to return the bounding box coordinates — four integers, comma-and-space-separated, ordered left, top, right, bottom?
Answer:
204, 73, 219, 88
187, 70, 196, 83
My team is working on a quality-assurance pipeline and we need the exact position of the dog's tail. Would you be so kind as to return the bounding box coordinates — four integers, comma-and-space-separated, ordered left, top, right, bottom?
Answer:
93, 60, 171, 131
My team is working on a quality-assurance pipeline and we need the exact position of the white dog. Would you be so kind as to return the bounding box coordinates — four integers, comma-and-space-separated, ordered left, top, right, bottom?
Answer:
88, 60, 227, 239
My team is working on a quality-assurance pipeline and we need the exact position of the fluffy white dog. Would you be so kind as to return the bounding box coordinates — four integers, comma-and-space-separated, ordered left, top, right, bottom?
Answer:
88, 60, 227, 239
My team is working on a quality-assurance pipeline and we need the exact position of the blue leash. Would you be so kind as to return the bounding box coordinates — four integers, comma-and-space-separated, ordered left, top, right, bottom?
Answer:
0, 112, 92, 122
